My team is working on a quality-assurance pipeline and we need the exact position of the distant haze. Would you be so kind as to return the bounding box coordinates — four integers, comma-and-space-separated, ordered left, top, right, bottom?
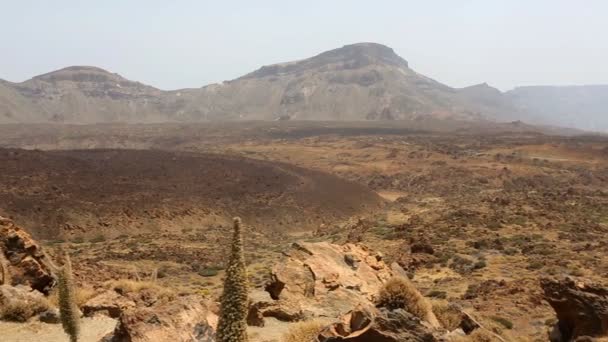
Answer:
2, 0, 608, 91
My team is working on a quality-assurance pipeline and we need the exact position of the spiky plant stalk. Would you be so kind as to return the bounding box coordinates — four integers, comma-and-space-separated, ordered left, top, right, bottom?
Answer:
0, 249, 11, 285
216, 217, 249, 342
58, 252, 80, 342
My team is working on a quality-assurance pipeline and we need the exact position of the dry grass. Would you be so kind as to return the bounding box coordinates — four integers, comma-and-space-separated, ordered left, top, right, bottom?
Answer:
105, 279, 175, 301
0, 293, 50, 322
432, 300, 462, 330
282, 320, 326, 342
376, 277, 433, 321
49, 286, 99, 309
453, 329, 498, 342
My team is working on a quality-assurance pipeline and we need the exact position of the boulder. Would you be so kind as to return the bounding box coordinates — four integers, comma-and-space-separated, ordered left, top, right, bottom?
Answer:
39, 308, 61, 324
257, 242, 395, 326
83, 290, 137, 318
0, 216, 56, 294
247, 290, 304, 327
318, 306, 437, 342
106, 295, 217, 342
541, 277, 608, 341
0, 284, 50, 322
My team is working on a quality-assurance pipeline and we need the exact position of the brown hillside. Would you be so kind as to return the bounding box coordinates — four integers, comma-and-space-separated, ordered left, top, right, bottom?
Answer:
0, 148, 383, 239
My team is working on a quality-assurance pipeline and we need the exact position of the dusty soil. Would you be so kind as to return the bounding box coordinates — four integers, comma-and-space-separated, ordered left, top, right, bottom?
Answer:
0, 316, 116, 342
0, 148, 383, 239
1, 121, 607, 341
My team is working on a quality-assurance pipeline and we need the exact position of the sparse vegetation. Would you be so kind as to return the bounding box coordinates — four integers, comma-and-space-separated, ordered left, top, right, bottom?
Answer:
2, 123, 608, 342
196, 265, 223, 277
376, 277, 432, 321
216, 217, 249, 342
49, 286, 98, 309
454, 329, 497, 342
432, 300, 462, 330
282, 320, 326, 342
89, 234, 106, 243
105, 279, 175, 302
490, 315, 514, 329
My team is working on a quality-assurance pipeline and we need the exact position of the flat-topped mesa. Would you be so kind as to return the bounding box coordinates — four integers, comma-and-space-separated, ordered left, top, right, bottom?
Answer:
240, 42, 409, 80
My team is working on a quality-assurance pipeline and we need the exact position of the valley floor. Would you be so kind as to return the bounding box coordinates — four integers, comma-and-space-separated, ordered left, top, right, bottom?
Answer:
1, 122, 608, 341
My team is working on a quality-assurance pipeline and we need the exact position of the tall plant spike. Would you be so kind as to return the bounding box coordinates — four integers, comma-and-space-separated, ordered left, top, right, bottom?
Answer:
58, 252, 80, 342
216, 217, 249, 342
0, 248, 11, 285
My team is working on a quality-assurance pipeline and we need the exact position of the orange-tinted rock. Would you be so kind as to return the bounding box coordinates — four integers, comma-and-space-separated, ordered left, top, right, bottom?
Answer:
0, 216, 56, 294
250, 241, 404, 330
318, 305, 437, 342
106, 295, 217, 342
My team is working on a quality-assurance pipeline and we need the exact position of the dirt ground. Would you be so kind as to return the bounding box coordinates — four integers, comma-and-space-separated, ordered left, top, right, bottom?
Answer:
0, 316, 116, 342
1, 121, 607, 341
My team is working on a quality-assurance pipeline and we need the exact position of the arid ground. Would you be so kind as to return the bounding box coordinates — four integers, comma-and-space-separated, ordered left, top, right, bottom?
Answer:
1, 121, 608, 341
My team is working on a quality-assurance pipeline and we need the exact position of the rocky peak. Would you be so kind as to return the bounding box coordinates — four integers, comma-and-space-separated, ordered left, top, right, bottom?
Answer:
32, 66, 124, 84
315, 42, 409, 68
239, 42, 408, 80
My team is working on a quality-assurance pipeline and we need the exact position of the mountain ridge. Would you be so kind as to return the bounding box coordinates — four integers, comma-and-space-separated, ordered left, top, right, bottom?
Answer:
1, 42, 606, 131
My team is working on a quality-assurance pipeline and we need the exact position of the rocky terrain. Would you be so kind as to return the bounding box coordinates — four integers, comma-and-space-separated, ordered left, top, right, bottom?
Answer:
0, 148, 382, 239
1, 121, 608, 341
1, 43, 607, 131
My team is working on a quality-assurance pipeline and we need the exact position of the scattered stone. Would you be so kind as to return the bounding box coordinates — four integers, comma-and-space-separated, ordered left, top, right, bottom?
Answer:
39, 308, 61, 324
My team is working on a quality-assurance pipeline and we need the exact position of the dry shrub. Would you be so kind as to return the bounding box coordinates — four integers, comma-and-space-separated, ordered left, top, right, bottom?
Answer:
283, 320, 326, 342
454, 329, 497, 342
105, 279, 175, 301
376, 277, 432, 320
0, 295, 50, 322
48, 285, 99, 308
432, 300, 462, 330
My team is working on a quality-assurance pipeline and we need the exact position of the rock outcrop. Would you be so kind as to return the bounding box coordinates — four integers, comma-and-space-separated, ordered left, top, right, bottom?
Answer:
0, 284, 50, 321
105, 295, 217, 342
0, 216, 56, 294
318, 305, 437, 342
541, 277, 608, 341
83, 290, 137, 318
258, 242, 393, 323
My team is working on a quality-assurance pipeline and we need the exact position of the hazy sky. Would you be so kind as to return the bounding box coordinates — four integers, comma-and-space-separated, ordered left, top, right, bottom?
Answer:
2, 0, 607, 91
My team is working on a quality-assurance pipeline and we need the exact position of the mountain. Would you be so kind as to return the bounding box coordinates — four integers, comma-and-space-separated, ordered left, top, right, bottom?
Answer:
506, 85, 608, 132
0, 66, 169, 123
193, 43, 494, 121
0, 43, 606, 131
